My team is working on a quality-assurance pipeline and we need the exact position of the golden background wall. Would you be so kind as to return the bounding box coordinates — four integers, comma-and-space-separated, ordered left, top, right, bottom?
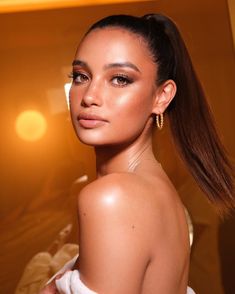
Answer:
0, 0, 234, 293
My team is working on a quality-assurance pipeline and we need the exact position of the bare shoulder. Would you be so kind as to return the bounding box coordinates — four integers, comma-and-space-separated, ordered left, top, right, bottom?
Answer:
79, 170, 190, 257
77, 171, 181, 238
76, 172, 189, 293
77, 172, 171, 216
76, 173, 163, 293
77, 172, 167, 247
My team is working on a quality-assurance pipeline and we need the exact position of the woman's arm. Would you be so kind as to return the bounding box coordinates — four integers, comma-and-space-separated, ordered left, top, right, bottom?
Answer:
76, 173, 157, 294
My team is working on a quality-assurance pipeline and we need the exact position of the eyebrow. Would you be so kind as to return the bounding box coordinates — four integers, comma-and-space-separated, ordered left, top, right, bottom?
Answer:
72, 60, 87, 67
104, 62, 140, 72
72, 60, 140, 72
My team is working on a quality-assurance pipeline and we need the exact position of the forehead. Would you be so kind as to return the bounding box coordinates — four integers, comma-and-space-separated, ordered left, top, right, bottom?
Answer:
75, 27, 154, 68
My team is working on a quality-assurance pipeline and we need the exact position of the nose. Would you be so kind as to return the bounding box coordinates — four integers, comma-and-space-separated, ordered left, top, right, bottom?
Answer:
81, 80, 102, 107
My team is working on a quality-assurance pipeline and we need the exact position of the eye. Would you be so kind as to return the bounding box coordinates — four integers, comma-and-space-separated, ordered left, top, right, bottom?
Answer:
69, 72, 89, 84
111, 75, 133, 87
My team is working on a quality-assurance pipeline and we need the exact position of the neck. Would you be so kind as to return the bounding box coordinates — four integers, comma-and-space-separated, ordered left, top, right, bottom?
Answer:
95, 125, 157, 178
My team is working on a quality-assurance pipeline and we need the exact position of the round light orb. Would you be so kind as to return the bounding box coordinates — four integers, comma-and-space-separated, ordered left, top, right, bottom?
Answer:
15, 110, 47, 142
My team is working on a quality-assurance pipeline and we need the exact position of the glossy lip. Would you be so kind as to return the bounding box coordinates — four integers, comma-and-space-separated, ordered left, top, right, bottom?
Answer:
77, 112, 107, 121
77, 112, 108, 128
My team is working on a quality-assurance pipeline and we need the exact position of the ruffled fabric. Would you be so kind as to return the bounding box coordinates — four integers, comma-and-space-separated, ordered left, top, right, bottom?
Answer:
55, 269, 195, 294
56, 270, 97, 294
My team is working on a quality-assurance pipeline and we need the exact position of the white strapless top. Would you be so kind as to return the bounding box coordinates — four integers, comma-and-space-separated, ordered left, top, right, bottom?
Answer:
49, 255, 195, 294
55, 269, 195, 294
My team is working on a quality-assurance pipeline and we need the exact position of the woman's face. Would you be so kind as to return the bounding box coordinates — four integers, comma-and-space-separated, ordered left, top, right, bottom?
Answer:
69, 27, 158, 147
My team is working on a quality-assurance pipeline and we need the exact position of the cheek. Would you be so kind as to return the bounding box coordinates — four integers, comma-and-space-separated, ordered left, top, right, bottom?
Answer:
69, 87, 83, 113
109, 88, 154, 123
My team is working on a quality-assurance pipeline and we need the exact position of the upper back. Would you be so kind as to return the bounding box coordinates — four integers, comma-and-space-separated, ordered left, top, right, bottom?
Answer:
77, 166, 190, 293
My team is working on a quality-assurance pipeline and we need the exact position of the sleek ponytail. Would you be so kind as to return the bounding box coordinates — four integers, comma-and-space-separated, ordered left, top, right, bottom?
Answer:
87, 13, 235, 215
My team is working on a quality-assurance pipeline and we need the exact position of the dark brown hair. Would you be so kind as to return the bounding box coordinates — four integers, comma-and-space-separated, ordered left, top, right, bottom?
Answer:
87, 13, 235, 215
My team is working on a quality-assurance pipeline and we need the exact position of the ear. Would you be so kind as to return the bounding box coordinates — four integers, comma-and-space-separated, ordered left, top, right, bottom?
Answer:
152, 79, 177, 115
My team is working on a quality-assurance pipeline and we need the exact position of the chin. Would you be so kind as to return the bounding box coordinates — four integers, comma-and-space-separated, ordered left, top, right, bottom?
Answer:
73, 124, 142, 148
75, 130, 111, 147
76, 133, 139, 150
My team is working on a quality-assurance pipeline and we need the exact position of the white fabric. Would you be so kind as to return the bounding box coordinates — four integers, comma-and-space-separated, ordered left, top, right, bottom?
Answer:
187, 286, 196, 294
56, 270, 97, 294
50, 255, 195, 294
55, 269, 195, 294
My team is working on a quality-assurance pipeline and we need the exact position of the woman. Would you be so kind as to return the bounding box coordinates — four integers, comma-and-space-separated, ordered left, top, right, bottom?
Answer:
41, 14, 234, 293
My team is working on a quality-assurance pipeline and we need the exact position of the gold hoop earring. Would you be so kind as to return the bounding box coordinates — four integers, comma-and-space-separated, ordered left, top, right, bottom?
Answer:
156, 113, 164, 130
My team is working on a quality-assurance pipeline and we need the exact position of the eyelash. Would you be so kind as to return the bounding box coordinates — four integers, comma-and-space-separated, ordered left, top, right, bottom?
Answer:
68, 72, 89, 84
68, 72, 133, 87
111, 74, 133, 87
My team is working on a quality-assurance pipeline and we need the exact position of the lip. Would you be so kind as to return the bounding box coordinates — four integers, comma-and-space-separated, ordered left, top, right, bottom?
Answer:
77, 112, 108, 128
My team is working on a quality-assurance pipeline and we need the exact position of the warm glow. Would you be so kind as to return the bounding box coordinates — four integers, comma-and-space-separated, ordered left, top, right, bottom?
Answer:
15, 110, 47, 142
0, 0, 151, 13
64, 82, 71, 110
